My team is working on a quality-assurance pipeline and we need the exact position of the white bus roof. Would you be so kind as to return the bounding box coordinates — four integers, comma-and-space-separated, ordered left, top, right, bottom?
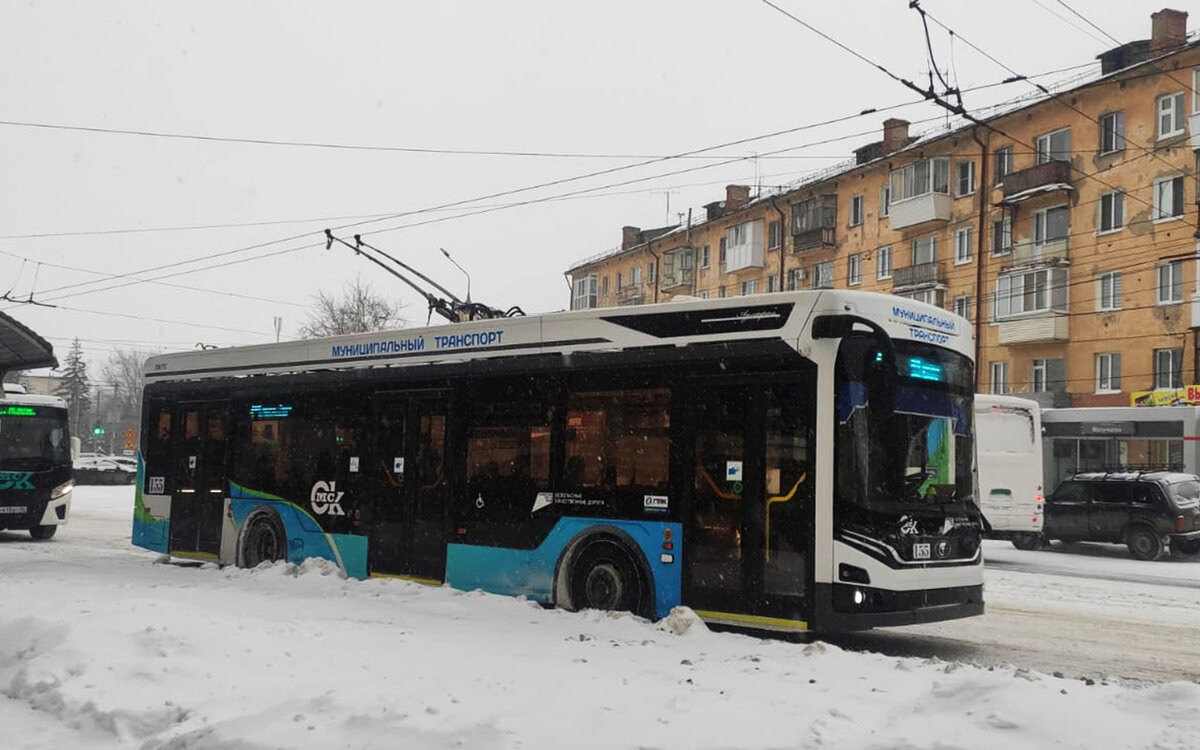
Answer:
145, 290, 974, 383
975, 394, 1040, 411
0, 391, 67, 408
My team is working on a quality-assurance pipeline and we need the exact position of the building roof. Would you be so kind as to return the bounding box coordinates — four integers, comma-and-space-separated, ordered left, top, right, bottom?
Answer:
0, 310, 57, 379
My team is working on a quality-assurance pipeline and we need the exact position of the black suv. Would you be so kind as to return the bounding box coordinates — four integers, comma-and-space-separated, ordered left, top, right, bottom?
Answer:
1043, 472, 1200, 560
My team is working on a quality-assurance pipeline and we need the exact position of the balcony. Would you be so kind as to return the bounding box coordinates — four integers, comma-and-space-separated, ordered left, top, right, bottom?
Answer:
791, 195, 837, 251
660, 248, 694, 291
1191, 113, 1200, 149
997, 313, 1069, 345
888, 193, 951, 230
892, 261, 946, 292
617, 285, 644, 305
1006, 237, 1070, 268
999, 161, 1073, 203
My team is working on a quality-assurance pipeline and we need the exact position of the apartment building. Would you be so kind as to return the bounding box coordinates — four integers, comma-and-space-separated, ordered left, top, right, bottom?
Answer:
565, 8, 1200, 409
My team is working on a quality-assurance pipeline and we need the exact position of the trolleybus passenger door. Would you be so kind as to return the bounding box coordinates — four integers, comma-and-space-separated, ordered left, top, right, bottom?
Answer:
169, 402, 229, 558
369, 394, 449, 581
685, 380, 811, 621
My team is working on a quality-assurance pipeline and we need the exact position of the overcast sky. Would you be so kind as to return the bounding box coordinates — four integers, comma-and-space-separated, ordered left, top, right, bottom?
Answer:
0, 0, 1171, 376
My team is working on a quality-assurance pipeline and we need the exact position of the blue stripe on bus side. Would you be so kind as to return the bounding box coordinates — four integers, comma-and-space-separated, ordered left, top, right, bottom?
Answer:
446, 516, 682, 619
228, 492, 368, 580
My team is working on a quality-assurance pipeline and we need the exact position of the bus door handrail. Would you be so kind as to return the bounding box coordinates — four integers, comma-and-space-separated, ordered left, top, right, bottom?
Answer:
765, 473, 806, 563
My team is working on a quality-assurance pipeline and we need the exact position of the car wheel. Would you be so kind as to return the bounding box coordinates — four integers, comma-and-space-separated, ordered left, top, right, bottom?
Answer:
1125, 526, 1163, 561
567, 536, 648, 617
240, 510, 286, 567
29, 525, 57, 540
1010, 533, 1044, 551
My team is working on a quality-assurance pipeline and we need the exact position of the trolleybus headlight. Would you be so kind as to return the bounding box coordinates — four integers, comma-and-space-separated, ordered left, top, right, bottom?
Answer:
50, 480, 74, 500
838, 563, 870, 585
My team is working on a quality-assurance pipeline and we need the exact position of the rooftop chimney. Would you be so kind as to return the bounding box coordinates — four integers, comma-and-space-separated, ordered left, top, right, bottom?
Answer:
1151, 8, 1188, 55
621, 225, 642, 251
882, 118, 911, 155
725, 185, 751, 213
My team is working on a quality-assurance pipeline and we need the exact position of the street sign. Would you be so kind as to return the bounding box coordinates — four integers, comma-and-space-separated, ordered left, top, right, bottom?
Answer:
122, 440, 135, 452
124, 428, 135, 439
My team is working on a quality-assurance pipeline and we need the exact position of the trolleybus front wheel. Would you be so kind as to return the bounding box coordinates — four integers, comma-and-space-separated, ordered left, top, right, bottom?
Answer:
566, 536, 650, 618
29, 525, 57, 540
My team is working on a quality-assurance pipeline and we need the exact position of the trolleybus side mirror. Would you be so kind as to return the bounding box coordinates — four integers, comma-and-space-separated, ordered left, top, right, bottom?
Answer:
812, 314, 897, 416
70, 436, 81, 462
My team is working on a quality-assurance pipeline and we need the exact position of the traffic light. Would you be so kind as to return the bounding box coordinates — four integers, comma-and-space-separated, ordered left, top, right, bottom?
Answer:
93, 424, 105, 436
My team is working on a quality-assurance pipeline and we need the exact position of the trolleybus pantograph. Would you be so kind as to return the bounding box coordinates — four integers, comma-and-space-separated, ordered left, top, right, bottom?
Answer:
133, 289, 982, 632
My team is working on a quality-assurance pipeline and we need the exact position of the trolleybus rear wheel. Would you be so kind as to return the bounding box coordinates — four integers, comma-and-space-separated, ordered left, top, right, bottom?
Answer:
241, 510, 286, 567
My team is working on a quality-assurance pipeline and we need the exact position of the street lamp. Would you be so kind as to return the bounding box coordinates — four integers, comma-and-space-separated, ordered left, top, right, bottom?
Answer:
440, 248, 471, 303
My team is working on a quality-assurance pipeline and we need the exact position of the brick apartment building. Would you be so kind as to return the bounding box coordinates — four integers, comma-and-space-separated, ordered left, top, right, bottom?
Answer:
565, 9, 1200, 409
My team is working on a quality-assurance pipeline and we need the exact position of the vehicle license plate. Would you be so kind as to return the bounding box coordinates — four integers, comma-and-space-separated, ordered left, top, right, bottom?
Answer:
912, 543, 931, 560
0, 506, 27, 514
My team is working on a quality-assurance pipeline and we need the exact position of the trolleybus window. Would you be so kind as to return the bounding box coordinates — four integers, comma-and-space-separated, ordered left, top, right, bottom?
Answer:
564, 388, 670, 491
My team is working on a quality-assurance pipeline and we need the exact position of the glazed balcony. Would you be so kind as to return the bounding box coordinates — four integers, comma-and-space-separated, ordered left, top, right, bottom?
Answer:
999, 161, 1073, 203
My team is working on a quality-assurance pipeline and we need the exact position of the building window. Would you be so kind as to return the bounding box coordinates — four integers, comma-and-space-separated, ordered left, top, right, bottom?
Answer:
1154, 348, 1184, 389
1099, 191, 1124, 233
1157, 260, 1183, 304
630, 266, 642, 287
787, 268, 803, 291
1096, 353, 1121, 393
1099, 111, 1125, 154
994, 147, 1013, 184
912, 236, 937, 265
990, 362, 1010, 395
768, 275, 778, 293
1035, 128, 1071, 164
849, 195, 863, 227
953, 294, 971, 321
701, 245, 711, 268
647, 262, 655, 284
718, 285, 727, 298
739, 279, 758, 296
1194, 68, 1200, 113
994, 267, 1068, 319
1033, 205, 1069, 249
956, 161, 975, 197
889, 157, 950, 202
1158, 92, 1186, 139
876, 245, 893, 279
699, 290, 709, 300
991, 214, 1012, 255
572, 274, 598, 310
880, 185, 891, 217
901, 288, 944, 306
768, 220, 782, 250
719, 237, 727, 268
954, 226, 973, 265
814, 261, 833, 289
1154, 176, 1184, 221
847, 253, 862, 286
1097, 271, 1122, 311
602, 276, 609, 296
1031, 359, 1048, 393
616, 272, 623, 291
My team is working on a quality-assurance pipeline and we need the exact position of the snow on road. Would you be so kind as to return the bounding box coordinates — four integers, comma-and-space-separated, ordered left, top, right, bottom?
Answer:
2, 485, 1198, 749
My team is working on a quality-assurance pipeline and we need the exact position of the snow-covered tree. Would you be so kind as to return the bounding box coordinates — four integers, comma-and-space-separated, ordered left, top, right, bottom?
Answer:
54, 338, 91, 436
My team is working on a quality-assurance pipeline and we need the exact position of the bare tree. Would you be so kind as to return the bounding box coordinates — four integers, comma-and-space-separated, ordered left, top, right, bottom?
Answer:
101, 348, 153, 429
299, 277, 405, 338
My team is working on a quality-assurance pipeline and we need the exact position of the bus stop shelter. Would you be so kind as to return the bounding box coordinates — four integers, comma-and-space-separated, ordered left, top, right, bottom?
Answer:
0, 310, 57, 384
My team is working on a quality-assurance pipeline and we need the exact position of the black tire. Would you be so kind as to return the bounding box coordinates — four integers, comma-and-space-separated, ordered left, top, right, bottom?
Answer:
567, 536, 648, 617
1125, 526, 1163, 561
240, 510, 286, 567
1010, 533, 1043, 551
29, 525, 57, 540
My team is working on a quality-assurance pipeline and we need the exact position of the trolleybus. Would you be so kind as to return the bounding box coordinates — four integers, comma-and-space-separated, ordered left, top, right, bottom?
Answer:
133, 290, 982, 631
